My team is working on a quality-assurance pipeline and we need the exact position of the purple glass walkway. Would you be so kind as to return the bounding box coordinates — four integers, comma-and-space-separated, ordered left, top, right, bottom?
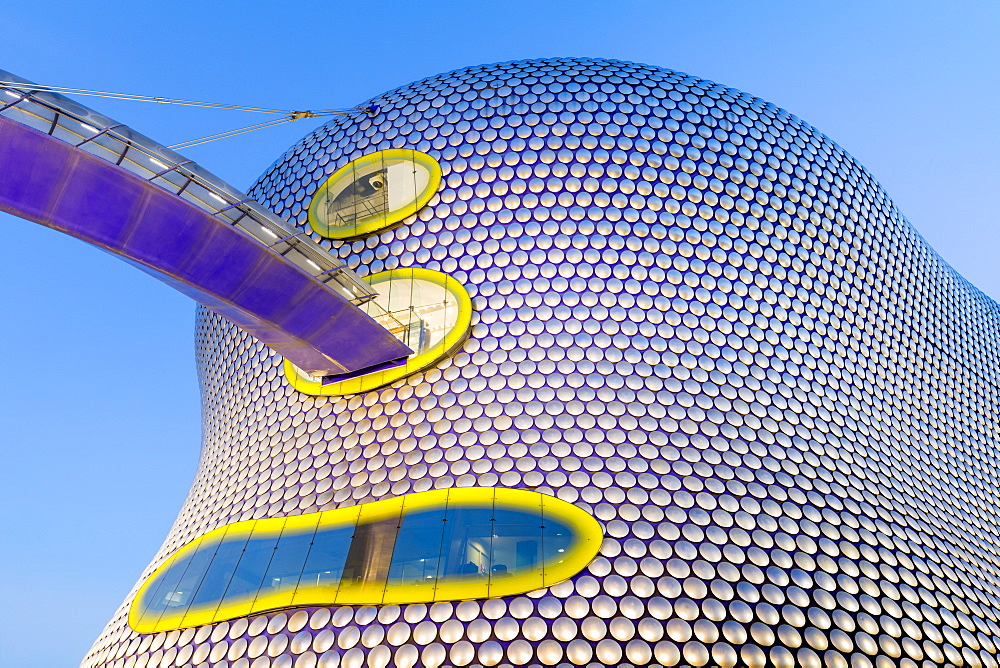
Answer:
0, 79, 411, 379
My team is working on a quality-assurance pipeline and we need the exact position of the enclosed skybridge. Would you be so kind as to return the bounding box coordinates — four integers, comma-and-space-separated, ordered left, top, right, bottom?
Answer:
0, 70, 411, 379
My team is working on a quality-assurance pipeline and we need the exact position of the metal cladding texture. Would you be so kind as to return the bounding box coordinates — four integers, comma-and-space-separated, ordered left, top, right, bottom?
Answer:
85, 58, 1000, 668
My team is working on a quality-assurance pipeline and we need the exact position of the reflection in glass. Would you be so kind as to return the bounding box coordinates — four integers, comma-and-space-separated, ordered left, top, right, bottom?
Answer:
384, 506, 571, 591
223, 533, 279, 601
259, 528, 314, 595
159, 533, 222, 613
386, 509, 445, 588
298, 524, 353, 590
542, 514, 575, 571
141, 507, 569, 613
342, 517, 399, 586
137, 538, 203, 617
185, 531, 249, 610
440, 506, 494, 582
491, 507, 543, 576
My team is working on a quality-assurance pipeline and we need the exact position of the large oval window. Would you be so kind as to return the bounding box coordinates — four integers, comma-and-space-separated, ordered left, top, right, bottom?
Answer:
129, 488, 603, 633
307, 149, 441, 239
285, 268, 472, 395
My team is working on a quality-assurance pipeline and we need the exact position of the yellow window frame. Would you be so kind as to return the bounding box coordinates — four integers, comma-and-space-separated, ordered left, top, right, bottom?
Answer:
129, 488, 603, 633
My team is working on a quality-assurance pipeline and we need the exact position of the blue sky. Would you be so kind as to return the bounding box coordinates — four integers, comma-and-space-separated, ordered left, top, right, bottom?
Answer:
1, 1, 997, 665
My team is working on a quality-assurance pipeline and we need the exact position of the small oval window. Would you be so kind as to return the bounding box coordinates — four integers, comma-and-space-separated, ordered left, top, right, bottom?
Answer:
308, 149, 441, 239
129, 488, 603, 633
285, 267, 472, 395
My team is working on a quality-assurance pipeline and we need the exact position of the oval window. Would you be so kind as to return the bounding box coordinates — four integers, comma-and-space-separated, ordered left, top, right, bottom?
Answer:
307, 149, 441, 239
129, 488, 603, 633
285, 268, 472, 395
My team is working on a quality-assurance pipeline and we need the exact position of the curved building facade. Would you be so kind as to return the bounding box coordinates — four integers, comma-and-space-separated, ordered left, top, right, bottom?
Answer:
85, 58, 1000, 668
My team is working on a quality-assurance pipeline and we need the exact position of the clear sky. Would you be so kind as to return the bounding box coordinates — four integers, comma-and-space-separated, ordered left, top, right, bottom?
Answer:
1, 1, 997, 665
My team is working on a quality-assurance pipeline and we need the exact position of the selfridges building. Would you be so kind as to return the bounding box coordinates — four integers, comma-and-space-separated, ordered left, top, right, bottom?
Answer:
85, 58, 1000, 668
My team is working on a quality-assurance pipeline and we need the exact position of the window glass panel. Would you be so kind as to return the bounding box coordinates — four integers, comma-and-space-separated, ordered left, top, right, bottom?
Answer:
365, 276, 458, 357
184, 528, 251, 616
387, 508, 447, 587
296, 524, 354, 591
309, 149, 440, 239
489, 508, 544, 576
137, 536, 207, 626
222, 527, 280, 605
326, 161, 389, 228
256, 517, 319, 600
438, 506, 493, 581
157, 532, 224, 620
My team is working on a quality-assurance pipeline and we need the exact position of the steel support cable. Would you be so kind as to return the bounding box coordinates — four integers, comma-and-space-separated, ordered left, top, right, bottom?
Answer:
0, 80, 366, 149
0, 80, 359, 116
168, 116, 300, 150
167, 107, 369, 150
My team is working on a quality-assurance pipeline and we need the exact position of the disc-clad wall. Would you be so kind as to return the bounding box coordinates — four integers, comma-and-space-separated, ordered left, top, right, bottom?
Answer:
85, 58, 1000, 668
